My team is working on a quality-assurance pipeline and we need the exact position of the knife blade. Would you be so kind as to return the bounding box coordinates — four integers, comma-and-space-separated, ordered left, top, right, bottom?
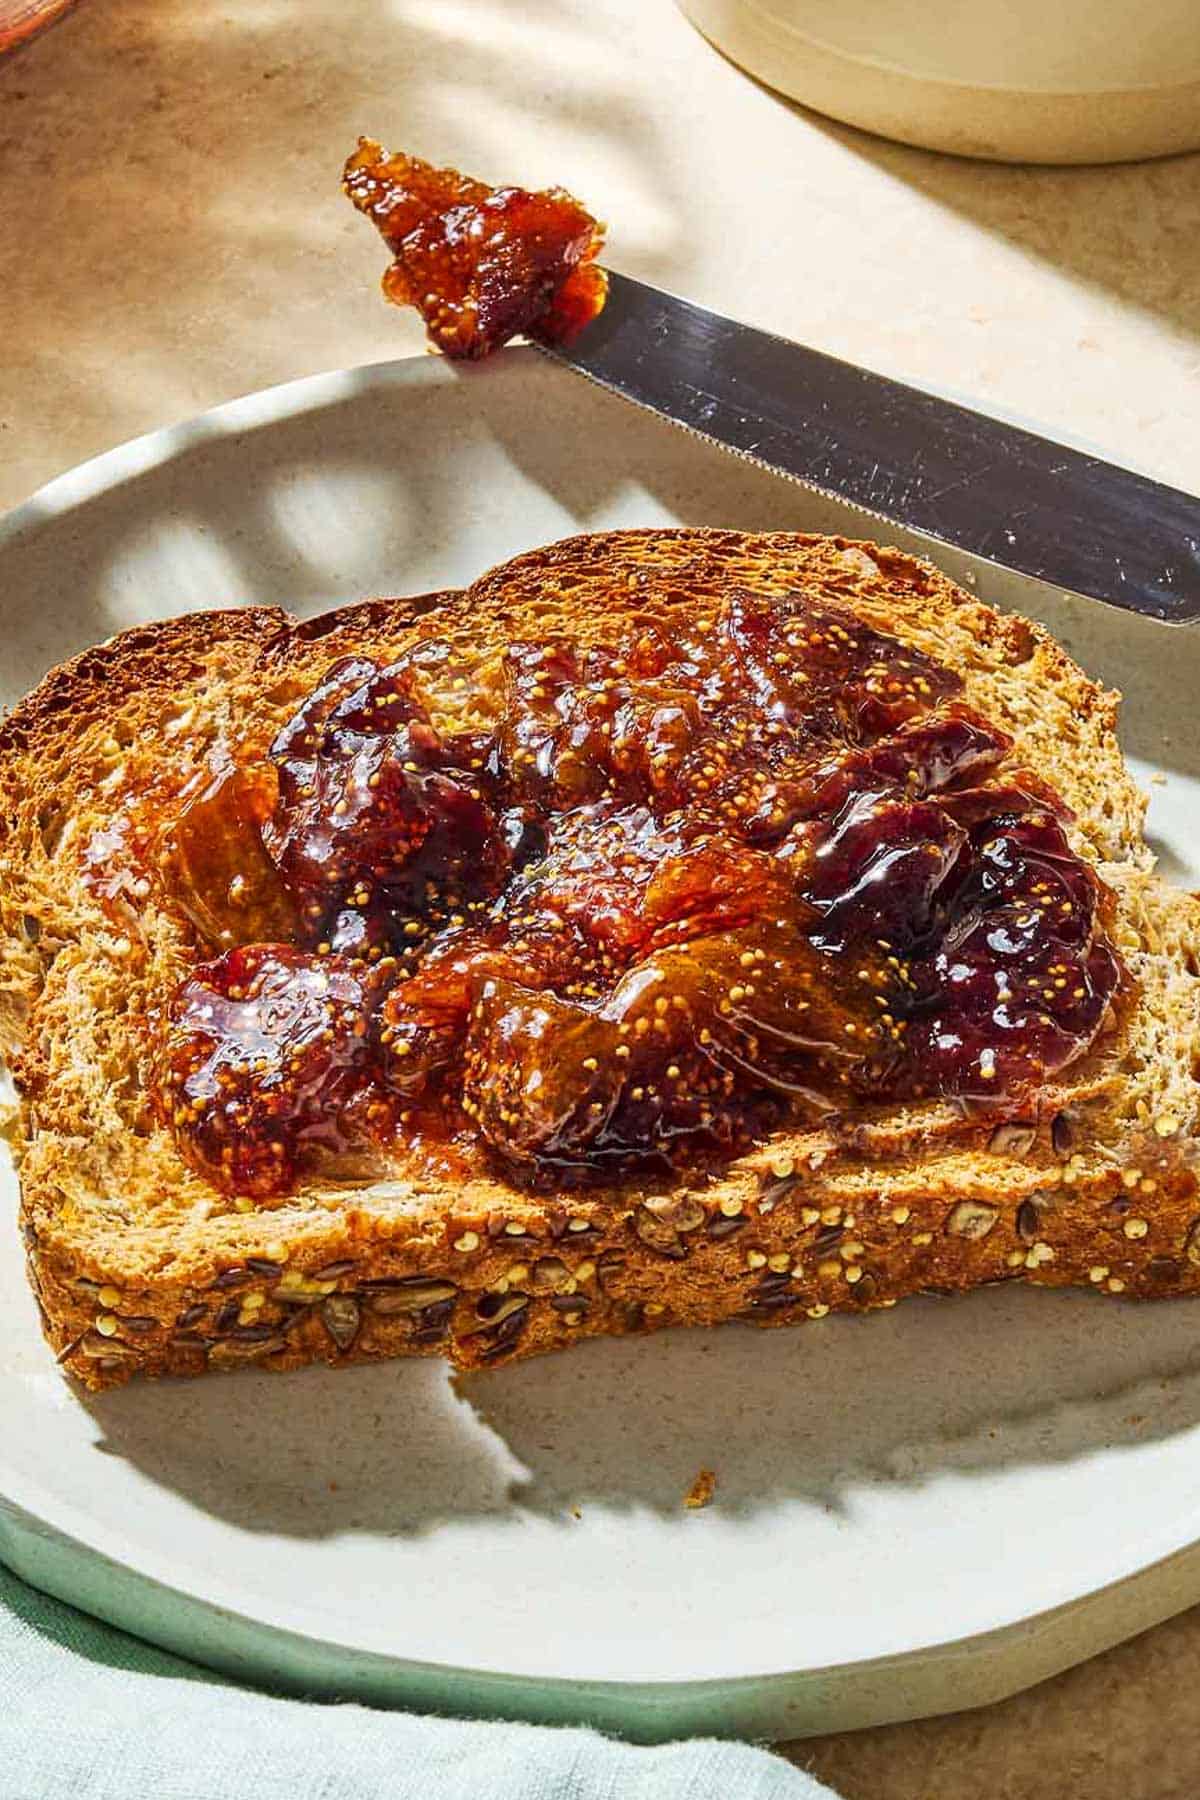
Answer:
542, 271, 1200, 625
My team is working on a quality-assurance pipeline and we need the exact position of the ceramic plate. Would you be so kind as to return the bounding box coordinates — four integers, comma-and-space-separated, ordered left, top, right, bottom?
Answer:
1, 352, 1198, 1741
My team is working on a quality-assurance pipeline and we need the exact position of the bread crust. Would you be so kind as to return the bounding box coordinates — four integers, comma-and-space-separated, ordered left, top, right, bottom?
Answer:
1, 529, 1196, 1390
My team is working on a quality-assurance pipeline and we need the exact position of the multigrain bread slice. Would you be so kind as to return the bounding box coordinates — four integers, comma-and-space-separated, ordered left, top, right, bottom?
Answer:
0, 528, 1197, 1392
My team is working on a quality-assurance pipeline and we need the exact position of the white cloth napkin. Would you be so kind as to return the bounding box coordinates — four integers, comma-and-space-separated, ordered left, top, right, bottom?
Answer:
0, 1560, 838, 1798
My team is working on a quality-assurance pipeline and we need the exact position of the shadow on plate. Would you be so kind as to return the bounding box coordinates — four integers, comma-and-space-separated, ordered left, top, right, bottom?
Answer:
2, 350, 1198, 798
0, 350, 814, 698
82, 1281, 1200, 1540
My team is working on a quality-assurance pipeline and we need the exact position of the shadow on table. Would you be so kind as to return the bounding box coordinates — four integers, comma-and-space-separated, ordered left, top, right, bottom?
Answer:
0, 0, 696, 505
740, 75, 1200, 347
82, 1280, 1200, 1540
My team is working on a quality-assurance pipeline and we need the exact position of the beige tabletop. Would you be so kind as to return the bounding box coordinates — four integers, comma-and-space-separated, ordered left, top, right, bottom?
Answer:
3, 1, 1200, 1792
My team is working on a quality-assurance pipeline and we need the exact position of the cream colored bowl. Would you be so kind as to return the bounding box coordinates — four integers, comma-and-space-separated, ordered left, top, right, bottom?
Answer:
680, 0, 1200, 162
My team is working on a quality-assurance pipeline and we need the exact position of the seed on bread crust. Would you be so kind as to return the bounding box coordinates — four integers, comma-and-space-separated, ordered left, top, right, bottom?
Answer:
644, 1195, 705, 1232
320, 1294, 361, 1351
1016, 1200, 1041, 1244
312, 1259, 357, 1281
945, 1200, 999, 1240
368, 1280, 458, 1314
988, 1122, 1037, 1158
528, 1257, 572, 1295
1051, 1112, 1076, 1156
208, 1334, 287, 1367
634, 1206, 688, 1259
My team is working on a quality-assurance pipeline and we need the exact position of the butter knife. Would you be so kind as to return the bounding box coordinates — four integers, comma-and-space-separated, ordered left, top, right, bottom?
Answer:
541, 272, 1200, 625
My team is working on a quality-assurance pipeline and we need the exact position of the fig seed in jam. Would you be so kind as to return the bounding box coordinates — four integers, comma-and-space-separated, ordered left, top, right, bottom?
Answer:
155, 586, 1122, 1196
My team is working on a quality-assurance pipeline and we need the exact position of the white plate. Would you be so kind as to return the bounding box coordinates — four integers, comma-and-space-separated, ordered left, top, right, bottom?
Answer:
1, 352, 1198, 1741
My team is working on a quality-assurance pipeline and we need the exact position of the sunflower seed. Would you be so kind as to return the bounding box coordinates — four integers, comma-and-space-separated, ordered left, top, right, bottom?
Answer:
551, 1292, 590, 1313
79, 1330, 134, 1359
369, 1281, 459, 1314
493, 1304, 529, 1337
312, 1260, 356, 1282
758, 1174, 801, 1213
643, 1194, 705, 1233
634, 1206, 687, 1259
176, 1303, 206, 1329
475, 1290, 515, 1321
214, 1299, 241, 1334
528, 1256, 571, 1294
320, 1294, 360, 1351
1016, 1200, 1041, 1244
419, 1298, 456, 1330
945, 1200, 999, 1240
1148, 1257, 1181, 1283
210, 1266, 250, 1291
116, 1315, 159, 1335
208, 1334, 286, 1366
988, 1122, 1038, 1158
246, 1258, 284, 1277
596, 1253, 625, 1285
1051, 1112, 1075, 1157
467, 1295, 529, 1336
707, 1213, 749, 1241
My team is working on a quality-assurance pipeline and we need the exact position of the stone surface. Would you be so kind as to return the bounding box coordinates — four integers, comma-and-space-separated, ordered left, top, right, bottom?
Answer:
796, 1609, 1200, 1797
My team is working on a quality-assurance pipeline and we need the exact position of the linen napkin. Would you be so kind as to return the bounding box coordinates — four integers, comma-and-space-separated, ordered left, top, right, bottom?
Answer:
0, 1559, 837, 1799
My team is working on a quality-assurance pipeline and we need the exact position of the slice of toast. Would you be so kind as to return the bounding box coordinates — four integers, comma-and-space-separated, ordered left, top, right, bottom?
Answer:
0, 529, 1197, 1391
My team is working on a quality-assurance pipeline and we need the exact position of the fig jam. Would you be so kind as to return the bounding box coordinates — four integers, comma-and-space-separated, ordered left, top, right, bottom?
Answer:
157, 587, 1121, 1196
160, 946, 389, 1196
343, 139, 608, 360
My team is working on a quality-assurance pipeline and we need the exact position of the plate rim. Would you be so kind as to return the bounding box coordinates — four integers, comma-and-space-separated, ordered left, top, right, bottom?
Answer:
2, 353, 1199, 1729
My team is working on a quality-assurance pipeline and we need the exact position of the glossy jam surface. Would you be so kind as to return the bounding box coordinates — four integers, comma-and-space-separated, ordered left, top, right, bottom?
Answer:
161, 946, 388, 1196
343, 139, 607, 360
156, 588, 1121, 1196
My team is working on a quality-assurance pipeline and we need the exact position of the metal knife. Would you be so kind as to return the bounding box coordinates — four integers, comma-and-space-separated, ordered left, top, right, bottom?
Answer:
540, 271, 1200, 625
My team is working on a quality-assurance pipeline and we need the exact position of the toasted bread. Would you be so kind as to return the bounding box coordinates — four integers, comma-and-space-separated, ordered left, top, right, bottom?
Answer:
0, 529, 1196, 1391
